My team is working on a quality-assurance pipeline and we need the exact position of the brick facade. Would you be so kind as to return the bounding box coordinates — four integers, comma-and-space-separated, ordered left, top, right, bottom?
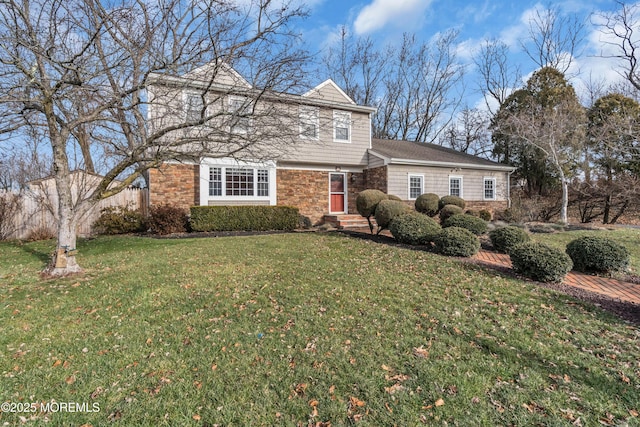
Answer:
465, 200, 508, 217
148, 163, 199, 210
363, 166, 388, 193
277, 169, 366, 224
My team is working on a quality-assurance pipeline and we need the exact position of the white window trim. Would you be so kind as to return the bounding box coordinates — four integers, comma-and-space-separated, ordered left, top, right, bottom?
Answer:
184, 91, 205, 122
333, 110, 351, 143
407, 174, 424, 200
449, 175, 463, 198
228, 95, 251, 134
199, 158, 276, 206
483, 177, 497, 201
299, 106, 319, 140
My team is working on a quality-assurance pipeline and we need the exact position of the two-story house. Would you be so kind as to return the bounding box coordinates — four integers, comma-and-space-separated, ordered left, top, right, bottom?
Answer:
146, 63, 514, 225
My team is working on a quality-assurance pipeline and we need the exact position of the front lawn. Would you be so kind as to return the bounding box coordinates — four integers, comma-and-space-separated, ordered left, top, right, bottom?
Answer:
0, 233, 638, 426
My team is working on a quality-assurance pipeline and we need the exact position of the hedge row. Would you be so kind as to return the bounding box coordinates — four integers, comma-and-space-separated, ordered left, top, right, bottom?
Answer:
190, 206, 299, 232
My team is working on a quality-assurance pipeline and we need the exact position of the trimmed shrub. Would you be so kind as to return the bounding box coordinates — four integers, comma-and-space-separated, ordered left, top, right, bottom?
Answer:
415, 193, 440, 216
374, 199, 412, 230
438, 195, 465, 210
387, 194, 403, 202
439, 204, 464, 224
147, 204, 189, 235
433, 226, 480, 257
389, 212, 441, 245
489, 226, 530, 254
479, 209, 492, 221
510, 242, 573, 283
93, 205, 145, 235
566, 236, 630, 274
443, 214, 488, 235
190, 205, 298, 232
496, 207, 522, 223
356, 189, 387, 218
465, 209, 479, 217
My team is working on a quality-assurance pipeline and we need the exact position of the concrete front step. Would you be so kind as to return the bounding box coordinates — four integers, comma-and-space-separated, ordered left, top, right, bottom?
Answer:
323, 214, 375, 229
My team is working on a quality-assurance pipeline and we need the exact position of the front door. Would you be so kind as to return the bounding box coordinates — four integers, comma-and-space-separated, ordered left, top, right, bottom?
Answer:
329, 173, 346, 213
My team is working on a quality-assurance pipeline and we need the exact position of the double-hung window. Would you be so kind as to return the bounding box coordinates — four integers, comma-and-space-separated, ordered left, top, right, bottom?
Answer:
300, 106, 319, 139
229, 96, 251, 134
449, 176, 463, 197
408, 175, 424, 200
333, 111, 351, 142
185, 92, 204, 122
484, 177, 496, 200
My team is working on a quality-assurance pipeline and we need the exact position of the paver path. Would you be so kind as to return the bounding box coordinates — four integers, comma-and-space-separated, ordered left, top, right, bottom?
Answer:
474, 250, 640, 305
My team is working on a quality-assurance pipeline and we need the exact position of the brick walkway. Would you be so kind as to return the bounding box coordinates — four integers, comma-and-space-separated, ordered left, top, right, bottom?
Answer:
473, 250, 640, 305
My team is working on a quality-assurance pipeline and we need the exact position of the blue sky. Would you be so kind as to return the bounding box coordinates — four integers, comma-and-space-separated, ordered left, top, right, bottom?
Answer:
294, 0, 629, 109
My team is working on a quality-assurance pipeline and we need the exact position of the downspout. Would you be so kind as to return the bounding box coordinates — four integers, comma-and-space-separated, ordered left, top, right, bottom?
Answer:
507, 169, 515, 208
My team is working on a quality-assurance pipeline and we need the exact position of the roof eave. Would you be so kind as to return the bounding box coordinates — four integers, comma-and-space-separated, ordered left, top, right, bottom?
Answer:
373, 153, 516, 171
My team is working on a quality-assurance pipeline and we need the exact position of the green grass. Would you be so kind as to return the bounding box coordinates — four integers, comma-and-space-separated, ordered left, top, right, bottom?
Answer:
531, 227, 640, 275
0, 233, 639, 426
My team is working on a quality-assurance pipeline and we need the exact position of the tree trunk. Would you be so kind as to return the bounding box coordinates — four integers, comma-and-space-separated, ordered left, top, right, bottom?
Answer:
559, 176, 569, 225
44, 131, 83, 276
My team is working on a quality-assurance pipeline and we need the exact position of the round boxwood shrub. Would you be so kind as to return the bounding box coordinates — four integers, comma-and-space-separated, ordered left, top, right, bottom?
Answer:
489, 226, 531, 254
443, 213, 488, 235
387, 194, 403, 201
374, 199, 412, 230
356, 189, 387, 218
566, 236, 630, 273
415, 193, 440, 216
389, 212, 441, 245
438, 195, 466, 210
439, 204, 464, 224
433, 226, 480, 257
510, 242, 573, 283
479, 209, 492, 221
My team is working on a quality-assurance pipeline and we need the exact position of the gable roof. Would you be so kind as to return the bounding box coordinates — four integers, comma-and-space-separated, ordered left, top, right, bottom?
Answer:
369, 139, 515, 171
302, 79, 356, 105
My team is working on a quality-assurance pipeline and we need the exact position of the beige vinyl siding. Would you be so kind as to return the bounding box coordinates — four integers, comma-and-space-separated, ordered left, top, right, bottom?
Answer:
387, 165, 509, 201
280, 109, 371, 166
304, 83, 353, 104
368, 152, 385, 168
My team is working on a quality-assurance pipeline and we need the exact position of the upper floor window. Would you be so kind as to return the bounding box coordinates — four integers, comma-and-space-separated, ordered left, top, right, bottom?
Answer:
299, 106, 319, 140
408, 174, 423, 200
333, 111, 351, 142
185, 92, 204, 122
484, 177, 496, 200
449, 176, 463, 198
229, 96, 251, 134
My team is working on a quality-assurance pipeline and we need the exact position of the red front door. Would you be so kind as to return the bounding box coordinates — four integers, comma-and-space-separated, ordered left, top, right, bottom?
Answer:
330, 173, 346, 213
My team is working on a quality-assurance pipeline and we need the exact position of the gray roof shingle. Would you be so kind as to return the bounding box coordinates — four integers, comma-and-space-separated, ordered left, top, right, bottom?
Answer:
370, 139, 514, 170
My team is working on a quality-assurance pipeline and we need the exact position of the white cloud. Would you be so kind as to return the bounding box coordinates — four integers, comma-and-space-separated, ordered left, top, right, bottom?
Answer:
353, 0, 433, 35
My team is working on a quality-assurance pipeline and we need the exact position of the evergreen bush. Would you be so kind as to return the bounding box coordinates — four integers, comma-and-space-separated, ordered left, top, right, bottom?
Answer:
433, 226, 480, 257
374, 199, 412, 230
389, 212, 441, 245
439, 204, 464, 224
566, 236, 630, 273
356, 189, 387, 218
93, 205, 145, 235
438, 195, 466, 210
443, 214, 488, 235
415, 193, 440, 216
190, 206, 299, 232
479, 209, 492, 221
489, 226, 530, 254
510, 242, 573, 283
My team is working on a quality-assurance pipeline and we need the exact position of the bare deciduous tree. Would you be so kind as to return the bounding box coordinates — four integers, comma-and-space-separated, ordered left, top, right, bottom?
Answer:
0, 0, 308, 275
521, 5, 585, 74
439, 107, 492, 158
473, 38, 521, 115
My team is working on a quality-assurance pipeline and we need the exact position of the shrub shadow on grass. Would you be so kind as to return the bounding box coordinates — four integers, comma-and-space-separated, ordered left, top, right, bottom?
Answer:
13, 241, 52, 266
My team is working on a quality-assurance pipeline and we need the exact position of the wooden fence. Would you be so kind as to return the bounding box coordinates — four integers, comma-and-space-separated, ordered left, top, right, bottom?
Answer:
0, 188, 148, 240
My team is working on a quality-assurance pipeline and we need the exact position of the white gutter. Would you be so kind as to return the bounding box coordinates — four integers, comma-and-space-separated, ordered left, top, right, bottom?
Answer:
367, 150, 517, 172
